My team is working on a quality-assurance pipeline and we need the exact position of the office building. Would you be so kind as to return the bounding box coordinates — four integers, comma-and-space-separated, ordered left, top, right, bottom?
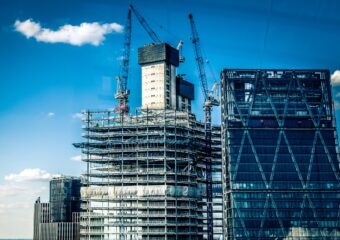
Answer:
33, 177, 81, 240
38, 222, 80, 240
221, 69, 340, 239
50, 176, 81, 222
33, 198, 51, 240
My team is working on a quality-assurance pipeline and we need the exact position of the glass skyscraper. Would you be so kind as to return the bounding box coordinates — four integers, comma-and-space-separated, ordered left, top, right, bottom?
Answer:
34, 177, 81, 240
221, 69, 340, 239
50, 176, 81, 222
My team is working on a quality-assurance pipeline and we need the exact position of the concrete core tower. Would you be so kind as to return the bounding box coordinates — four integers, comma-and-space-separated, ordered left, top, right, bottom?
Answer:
138, 43, 194, 112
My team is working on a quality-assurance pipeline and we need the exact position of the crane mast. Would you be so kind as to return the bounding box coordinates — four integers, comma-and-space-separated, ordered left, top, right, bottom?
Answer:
115, 9, 132, 114
188, 14, 209, 99
115, 5, 161, 114
189, 13, 219, 240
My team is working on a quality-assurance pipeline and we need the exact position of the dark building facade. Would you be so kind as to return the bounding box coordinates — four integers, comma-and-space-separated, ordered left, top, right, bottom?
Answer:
50, 176, 81, 222
34, 177, 81, 240
221, 69, 340, 239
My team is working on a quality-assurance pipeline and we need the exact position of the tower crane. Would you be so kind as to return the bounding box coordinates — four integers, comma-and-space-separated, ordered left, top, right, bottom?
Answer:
177, 39, 185, 63
129, 5, 161, 43
130, 5, 185, 64
115, 5, 161, 114
188, 13, 219, 240
115, 9, 132, 114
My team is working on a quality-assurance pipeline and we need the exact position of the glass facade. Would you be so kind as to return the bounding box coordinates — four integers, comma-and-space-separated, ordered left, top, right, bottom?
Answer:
50, 177, 81, 222
221, 69, 340, 239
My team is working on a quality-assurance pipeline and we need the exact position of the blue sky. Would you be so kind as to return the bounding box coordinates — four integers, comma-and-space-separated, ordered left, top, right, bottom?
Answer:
1, 0, 340, 238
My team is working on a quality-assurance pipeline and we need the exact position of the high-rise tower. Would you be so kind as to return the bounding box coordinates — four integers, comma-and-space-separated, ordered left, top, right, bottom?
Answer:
138, 42, 194, 111
138, 43, 179, 110
33, 177, 81, 240
221, 69, 340, 239
33, 198, 50, 240
74, 42, 216, 240
50, 176, 81, 222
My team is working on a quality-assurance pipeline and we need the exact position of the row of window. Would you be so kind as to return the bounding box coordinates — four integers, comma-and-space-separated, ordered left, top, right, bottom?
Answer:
231, 182, 338, 189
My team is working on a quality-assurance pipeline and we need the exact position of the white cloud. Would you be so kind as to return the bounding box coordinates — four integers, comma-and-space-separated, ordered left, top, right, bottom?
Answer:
331, 70, 340, 85
4, 168, 60, 182
0, 202, 32, 214
14, 19, 123, 46
0, 182, 48, 199
72, 112, 83, 120
0, 177, 49, 237
47, 112, 55, 118
0, 184, 26, 197
0, 203, 30, 210
70, 155, 82, 161
14, 19, 40, 38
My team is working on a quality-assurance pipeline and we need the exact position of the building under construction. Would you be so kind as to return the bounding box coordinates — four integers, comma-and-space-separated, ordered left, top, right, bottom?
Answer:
75, 42, 223, 240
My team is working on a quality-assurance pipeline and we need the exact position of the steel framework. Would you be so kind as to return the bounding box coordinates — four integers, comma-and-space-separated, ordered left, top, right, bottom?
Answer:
74, 108, 223, 240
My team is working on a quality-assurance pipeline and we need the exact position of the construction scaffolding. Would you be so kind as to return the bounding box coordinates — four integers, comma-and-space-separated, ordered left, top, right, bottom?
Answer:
210, 127, 223, 240
198, 126, 223, 240
74, 108, 223, 240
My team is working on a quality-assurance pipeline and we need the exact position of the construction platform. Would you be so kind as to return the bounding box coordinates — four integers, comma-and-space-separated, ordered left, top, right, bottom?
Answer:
74, 108, 222, 240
